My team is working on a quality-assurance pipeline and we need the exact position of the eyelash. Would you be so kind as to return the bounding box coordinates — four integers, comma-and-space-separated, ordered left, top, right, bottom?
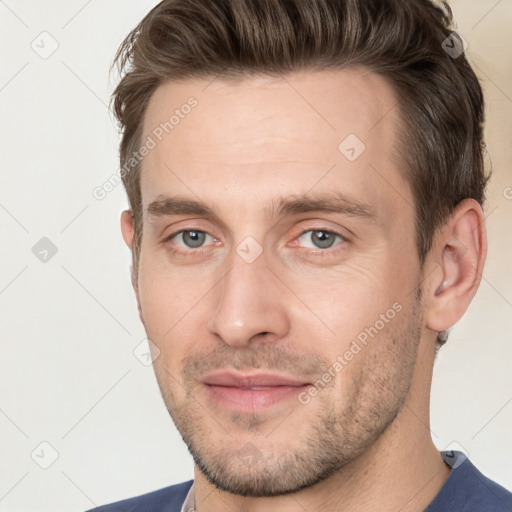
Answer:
163, 227, 347, 257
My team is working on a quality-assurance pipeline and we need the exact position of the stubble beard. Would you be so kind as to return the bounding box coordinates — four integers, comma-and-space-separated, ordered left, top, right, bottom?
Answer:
154, 296, 423, 497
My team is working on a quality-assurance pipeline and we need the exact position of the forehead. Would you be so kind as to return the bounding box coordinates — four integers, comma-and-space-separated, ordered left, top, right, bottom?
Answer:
140, 68, 411, 224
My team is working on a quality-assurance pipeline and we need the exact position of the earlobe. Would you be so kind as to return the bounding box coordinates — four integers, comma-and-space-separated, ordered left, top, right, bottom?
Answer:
425, 199, 487, 333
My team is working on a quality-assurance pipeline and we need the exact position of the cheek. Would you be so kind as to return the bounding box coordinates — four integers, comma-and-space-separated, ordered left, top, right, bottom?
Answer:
137, 262, 188, 346
285, 263, 415, 391
137, 257, 214, 368
287, 263, 398, 340
327, 298, 416, 406
138, 272, 170, 335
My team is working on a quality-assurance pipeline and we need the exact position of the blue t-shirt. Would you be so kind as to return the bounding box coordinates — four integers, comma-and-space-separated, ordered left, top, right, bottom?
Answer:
425, 450, 512, 511
87, 451, 512, 511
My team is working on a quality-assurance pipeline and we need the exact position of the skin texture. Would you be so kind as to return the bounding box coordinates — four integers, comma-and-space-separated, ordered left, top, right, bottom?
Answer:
121, 68, 487, 511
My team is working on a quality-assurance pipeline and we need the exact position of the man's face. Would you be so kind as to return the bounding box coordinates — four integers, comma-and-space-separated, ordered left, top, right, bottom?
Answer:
131, 69, 427, 496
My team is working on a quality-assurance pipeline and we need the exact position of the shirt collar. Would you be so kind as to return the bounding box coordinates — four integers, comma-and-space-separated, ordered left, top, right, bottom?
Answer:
180, 481, 195, 512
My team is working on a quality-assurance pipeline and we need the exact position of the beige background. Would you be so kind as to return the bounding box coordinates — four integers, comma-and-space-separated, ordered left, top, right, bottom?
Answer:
0, 1, 510, 511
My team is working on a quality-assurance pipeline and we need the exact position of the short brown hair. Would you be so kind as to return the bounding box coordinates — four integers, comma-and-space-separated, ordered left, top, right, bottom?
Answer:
111, 0, 488, 347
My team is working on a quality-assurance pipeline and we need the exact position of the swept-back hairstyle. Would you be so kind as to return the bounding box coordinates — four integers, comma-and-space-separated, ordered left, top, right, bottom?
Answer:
111, 0, 488, 348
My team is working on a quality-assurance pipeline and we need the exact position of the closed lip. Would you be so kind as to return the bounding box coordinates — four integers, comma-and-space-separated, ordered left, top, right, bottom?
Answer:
202, 370, 310, 388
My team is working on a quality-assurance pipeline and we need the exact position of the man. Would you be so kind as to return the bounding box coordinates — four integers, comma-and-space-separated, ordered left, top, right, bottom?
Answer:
88, 0, 512, 510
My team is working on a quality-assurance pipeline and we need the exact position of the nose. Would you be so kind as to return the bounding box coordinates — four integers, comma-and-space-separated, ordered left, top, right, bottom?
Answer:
206, 248, 291, 348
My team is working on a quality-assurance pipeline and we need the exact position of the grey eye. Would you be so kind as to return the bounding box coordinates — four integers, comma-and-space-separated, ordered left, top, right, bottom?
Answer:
297, 230, 343, 249
179, 230, 208, 248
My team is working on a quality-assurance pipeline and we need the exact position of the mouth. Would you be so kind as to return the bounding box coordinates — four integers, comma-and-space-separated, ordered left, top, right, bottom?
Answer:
201, 371, 312, 413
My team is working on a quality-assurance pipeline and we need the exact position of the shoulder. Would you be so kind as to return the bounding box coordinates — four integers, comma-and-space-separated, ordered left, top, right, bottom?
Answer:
426, 452, 512, 512
84, 480, 194, 512
459, 460, 512, 511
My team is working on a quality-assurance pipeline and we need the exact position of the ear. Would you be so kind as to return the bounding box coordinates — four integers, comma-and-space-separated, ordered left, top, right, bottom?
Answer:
120, 210, 144, 323
424, 199, 487, 334
120, 209, 135, 249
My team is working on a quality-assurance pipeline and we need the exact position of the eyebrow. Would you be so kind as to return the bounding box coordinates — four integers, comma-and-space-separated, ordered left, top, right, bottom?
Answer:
270, 192, 376, 220
146, 192, 376, 222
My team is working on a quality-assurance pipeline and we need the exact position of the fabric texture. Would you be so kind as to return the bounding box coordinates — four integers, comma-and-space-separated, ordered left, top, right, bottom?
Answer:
85, 480, 193, 512
425, 451, 512, 511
